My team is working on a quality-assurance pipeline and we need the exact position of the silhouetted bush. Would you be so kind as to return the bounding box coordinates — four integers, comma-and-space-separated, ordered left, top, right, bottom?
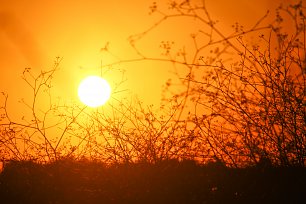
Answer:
0, 0, 305, 168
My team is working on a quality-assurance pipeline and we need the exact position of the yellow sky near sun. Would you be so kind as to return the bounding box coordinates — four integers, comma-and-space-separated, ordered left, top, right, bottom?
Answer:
0, 0, 295, 118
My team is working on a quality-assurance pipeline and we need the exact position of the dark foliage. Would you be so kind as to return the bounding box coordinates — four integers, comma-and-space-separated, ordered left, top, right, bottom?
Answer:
0, 159, 305, 204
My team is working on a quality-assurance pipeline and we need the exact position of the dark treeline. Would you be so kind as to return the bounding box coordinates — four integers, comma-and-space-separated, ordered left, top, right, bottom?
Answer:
0, 159, 305, 204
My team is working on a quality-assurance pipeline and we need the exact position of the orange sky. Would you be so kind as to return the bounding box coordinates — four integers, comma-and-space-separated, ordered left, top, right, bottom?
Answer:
0, 0, 294, 119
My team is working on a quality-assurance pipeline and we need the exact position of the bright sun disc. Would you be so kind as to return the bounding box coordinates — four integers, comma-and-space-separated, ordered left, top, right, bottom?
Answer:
78, 76, 111, 107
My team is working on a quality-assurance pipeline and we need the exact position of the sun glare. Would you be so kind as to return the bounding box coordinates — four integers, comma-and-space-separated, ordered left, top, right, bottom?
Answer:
78, 76, 111, 107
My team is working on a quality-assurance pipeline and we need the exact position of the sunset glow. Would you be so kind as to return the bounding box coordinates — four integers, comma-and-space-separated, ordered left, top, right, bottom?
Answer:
0, 1, 305, 202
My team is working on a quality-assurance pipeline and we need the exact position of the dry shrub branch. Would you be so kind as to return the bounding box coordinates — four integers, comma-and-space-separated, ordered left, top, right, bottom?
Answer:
0, 0, 305, 167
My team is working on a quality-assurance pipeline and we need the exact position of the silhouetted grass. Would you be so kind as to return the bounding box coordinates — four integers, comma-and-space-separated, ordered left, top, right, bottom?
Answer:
0, 159, 305, 204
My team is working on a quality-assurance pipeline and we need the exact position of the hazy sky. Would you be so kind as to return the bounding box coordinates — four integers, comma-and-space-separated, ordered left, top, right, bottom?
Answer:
0, 0, 294, 117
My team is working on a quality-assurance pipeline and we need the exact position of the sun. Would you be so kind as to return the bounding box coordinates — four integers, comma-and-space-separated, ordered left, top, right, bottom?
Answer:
78, 76, 111, 107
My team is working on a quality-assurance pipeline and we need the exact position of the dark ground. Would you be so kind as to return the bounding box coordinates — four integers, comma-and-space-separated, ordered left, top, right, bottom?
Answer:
0, 159, 305, 204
